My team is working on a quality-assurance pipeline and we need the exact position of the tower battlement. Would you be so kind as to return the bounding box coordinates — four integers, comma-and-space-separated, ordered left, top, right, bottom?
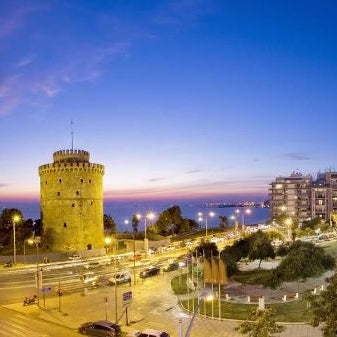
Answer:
39, 162, 104, 175
53, 149, 90, 163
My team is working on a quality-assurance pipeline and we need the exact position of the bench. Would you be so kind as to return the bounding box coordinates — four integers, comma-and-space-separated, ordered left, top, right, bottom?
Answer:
247, 295, 261, 303
282, 292, 298, 301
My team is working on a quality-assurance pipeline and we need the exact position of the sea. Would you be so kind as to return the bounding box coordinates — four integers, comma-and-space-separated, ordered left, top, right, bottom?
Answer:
1, 199, 271, 232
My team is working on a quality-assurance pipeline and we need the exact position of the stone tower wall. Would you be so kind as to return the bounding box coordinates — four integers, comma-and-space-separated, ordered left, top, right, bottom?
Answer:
39, 150, 105, 252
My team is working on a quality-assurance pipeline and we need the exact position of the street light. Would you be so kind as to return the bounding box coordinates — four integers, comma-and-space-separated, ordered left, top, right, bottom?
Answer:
235, 208, 251, 230
285, 218, 293, 242
183, 290, 214, 337
12, 215, 20, 265
104, 236, 112, 255
197, 211, 215, 240
136, 212, 155, 254
124, 219, 129, 232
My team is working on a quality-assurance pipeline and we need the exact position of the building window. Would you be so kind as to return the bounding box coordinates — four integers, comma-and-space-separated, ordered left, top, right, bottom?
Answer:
45, 181, 48, 185
64, 223, 67, 228
80, 178, 83, 183
59, 178, 62, 183
90, 201, 93, 205
76, 191, 79, 195
57, 192, 60, 196
72, 203, 75, 207
89, 179, 91, 183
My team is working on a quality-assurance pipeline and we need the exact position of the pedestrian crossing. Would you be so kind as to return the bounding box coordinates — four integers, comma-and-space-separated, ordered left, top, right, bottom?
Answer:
0, 313, 49, 337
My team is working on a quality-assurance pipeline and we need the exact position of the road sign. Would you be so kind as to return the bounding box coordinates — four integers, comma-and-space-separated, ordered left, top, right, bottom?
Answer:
123, 291, 132, 304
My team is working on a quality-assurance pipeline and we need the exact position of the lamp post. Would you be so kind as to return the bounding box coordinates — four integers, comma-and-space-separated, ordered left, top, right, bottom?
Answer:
124, 219, 129, 232
12, 215, 20, 265
136, 212, 155, 255
285, 218, 292, 242
183, 290, 213, 337
197, 212, 215, 240
104, 236, 112, 255
235, 208, 251, 231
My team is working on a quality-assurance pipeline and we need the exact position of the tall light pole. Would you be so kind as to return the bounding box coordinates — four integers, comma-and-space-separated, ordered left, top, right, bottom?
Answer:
124, 219, 129, 232
136, 212, 155, 255
285, 218, 292, 242
183, 290, 213, 337
12, 215, 20, 265
104, 236, 112, 255
197, 212, 215, 240
235, 209, 251, 231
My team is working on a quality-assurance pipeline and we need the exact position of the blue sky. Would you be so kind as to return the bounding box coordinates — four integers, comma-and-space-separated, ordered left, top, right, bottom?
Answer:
1, 0, 337, 202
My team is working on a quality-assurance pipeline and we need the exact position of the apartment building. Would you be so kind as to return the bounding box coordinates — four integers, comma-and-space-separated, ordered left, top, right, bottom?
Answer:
270, 171, 312, 224
270, 171, 337, 224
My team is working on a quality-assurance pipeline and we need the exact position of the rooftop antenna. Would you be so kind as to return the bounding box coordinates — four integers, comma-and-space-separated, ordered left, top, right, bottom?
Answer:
71, 120, 74, 151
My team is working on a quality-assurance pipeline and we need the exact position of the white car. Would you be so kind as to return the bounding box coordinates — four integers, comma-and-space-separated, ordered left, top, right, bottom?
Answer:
128, 329, 170, 337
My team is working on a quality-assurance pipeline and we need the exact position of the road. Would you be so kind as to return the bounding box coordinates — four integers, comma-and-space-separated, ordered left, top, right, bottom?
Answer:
0, 306, 79, 337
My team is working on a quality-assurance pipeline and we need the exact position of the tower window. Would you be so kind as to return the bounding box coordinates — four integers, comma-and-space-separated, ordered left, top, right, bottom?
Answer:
59, 178, 62, 183
80, 178, 83, 183
64, 223, 67, 228
72, 203, 75, 207
76, 191, 79, 195
57, 192, 60, 196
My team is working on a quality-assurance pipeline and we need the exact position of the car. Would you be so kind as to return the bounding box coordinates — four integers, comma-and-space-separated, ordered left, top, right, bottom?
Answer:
78, 320, 121, 336
108, 270, 131, 285
80, 272, 99, 286
68, 253, 81, 260
139, 266, 160, 278
163, 262, 179, 272
128, 329, 170, 337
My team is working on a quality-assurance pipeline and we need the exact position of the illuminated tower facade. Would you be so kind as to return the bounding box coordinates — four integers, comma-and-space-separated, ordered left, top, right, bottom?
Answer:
39, 149, 105, 252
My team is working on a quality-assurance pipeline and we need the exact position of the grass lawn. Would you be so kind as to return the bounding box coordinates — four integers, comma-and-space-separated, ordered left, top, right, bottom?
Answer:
232, 269, 273, 286
172, 273, 312, 322
320, 239, 337, 257
179, 298, 311, 322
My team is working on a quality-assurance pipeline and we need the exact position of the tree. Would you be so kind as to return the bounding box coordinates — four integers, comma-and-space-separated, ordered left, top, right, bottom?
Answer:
0, 208, 24, 251
221, 238, 250, 277
153, 205, 198, 235
218, 215, 229, 229
104, 214, 117, 234
193, 241, 219, 260
275, 241, 335, 283
235, 307, 284, 337
248, 230, 275, 268
308, 271, 337, 337
131, 214, 139, 233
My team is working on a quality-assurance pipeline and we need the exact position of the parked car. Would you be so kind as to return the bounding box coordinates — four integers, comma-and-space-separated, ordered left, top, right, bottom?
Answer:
139, 266, 160, 278
128, 329, 170, 337
78, 320, 121, 336
108, 270, 131, 285
163, 262, 179, 272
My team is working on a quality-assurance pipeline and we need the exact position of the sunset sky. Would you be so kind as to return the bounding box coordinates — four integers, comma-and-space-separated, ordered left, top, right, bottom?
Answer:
1, 0, 337, 202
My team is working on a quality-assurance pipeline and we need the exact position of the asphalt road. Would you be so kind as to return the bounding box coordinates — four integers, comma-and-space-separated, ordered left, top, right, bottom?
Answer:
0, 306, 79, 337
